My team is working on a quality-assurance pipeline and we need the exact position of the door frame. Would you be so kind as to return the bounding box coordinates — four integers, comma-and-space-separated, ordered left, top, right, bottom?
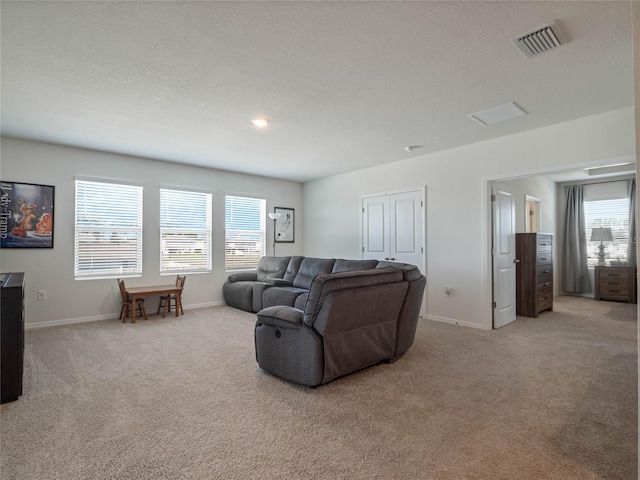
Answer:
481, 154, 635, 330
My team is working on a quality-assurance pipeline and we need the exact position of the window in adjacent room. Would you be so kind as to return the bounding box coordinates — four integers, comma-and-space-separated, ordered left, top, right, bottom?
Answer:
75, 179, 143, 279
584, 197, 630, 266
225, 195, 266, 270
160, 188, 212, 273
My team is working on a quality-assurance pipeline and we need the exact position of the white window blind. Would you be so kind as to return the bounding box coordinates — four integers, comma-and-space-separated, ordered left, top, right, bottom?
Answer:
225, 195, 266, 270
75, 180, 143, 279
160, 189, 212, 273
584, 197, 630, 266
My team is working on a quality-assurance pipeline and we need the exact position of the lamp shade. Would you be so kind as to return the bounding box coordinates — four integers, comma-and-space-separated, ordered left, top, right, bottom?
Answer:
268, 212, 282, 221
590, 227, 613, 242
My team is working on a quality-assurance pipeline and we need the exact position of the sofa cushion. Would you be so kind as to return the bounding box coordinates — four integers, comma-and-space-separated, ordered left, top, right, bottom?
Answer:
332, 259, 379, 273
262, 286, 308, 309
256, 256, 291, 282
294, 292, 308, 310
283, 256, 304, 283
264, 278, 293, 287
292, 257, 336, 289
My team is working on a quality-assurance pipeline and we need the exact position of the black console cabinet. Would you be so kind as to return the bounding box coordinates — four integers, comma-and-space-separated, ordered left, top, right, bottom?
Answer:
1, 272, 25, 403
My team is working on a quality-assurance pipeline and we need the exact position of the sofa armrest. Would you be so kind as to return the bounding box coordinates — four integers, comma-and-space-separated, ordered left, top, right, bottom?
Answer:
264, 277, 293, 287
257, 305, 303, 329
228, 271, 258, 282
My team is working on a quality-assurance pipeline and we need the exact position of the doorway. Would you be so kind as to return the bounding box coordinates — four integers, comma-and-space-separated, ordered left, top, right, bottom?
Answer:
487, 156, 636, 330
525, 195, 541, 233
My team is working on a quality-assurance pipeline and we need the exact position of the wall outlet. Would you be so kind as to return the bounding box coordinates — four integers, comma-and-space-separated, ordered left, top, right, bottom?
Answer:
444, 286, 452, 297
38, 290, 47, 301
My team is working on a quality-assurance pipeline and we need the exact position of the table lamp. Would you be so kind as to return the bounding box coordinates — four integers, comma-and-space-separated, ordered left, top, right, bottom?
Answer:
590, 227, 613, 266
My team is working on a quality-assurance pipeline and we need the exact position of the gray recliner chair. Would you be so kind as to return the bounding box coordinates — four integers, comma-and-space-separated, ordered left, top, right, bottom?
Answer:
254, 267, 410, 387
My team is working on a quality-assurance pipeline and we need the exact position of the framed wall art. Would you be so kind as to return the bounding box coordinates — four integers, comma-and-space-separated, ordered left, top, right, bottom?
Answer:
1, 181, 55, 249
274, 207, 294, 243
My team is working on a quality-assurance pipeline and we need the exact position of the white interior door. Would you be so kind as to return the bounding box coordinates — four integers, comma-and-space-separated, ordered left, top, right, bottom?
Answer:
492, 183, 517, 329
362, 190, 424, 266
362, 195, 389, 260
389, 191, 423, 267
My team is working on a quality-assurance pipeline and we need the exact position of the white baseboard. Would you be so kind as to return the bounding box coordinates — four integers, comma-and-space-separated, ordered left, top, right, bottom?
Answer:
186, 301, 225, 310
25, 301, 226, 330
26, 313, 116, 330
425, 314, 489, 330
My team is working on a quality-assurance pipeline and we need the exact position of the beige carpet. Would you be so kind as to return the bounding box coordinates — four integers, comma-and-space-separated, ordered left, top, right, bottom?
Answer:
1, 296, 636, 479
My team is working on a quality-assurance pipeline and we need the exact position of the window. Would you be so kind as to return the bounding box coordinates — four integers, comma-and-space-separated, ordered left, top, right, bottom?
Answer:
225, 195, 266, 270
160, 188, 212, 273
584, 197, 630, 266
75, 180, 143, 279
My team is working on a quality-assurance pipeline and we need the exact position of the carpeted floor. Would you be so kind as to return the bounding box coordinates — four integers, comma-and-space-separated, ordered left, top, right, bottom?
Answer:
1, 295, 637, 479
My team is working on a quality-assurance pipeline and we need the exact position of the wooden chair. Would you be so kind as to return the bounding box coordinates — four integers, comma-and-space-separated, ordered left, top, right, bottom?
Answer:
157, 275, 186, 318
118, 279, 147, 322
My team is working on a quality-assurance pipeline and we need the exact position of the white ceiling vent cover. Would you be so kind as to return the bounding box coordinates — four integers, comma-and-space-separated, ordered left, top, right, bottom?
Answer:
468, 102, 528, 126
513, 21, 567, 58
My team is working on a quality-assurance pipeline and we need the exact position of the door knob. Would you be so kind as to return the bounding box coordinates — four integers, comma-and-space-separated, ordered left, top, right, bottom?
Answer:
514, 259, 520, 264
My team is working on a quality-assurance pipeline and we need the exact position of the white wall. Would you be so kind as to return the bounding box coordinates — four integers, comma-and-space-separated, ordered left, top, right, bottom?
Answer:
303, 107, 636, 330
497, 176, 556, 234
0, 137, 303, 326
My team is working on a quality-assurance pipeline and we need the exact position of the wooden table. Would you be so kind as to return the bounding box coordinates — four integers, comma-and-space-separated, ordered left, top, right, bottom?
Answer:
126, 285, 183, 323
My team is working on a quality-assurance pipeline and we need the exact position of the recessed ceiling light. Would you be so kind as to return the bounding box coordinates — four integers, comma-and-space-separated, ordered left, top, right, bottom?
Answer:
252, 118, 269, 128
468, 102, 528, 126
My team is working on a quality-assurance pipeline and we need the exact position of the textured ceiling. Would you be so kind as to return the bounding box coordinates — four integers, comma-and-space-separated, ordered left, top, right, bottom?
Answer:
1, 1, 634, 182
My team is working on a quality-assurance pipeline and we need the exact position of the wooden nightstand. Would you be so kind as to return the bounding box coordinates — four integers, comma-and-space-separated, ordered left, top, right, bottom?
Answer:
594, 266, 637, 304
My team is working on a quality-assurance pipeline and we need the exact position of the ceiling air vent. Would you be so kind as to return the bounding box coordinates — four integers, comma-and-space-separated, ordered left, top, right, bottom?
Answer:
513, 21, 566, 58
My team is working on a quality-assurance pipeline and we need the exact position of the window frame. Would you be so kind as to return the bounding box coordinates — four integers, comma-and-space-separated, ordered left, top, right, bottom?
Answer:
224, 194, 266, 271
584, 197, 630, 267
74, 178, 143, 280
159, 187, 213, 275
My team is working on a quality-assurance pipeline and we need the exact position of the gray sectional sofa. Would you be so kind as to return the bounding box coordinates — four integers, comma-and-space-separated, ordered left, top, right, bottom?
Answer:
224, 256, 426, 386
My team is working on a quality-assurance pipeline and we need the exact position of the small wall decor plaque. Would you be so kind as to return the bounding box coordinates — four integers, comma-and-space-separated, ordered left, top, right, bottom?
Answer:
1, 181, 55, 248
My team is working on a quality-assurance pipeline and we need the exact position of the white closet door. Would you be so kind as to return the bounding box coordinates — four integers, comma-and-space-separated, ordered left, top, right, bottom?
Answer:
362, 189, 424, 267
362, 195, 389, 260
389, 191, 423, 267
